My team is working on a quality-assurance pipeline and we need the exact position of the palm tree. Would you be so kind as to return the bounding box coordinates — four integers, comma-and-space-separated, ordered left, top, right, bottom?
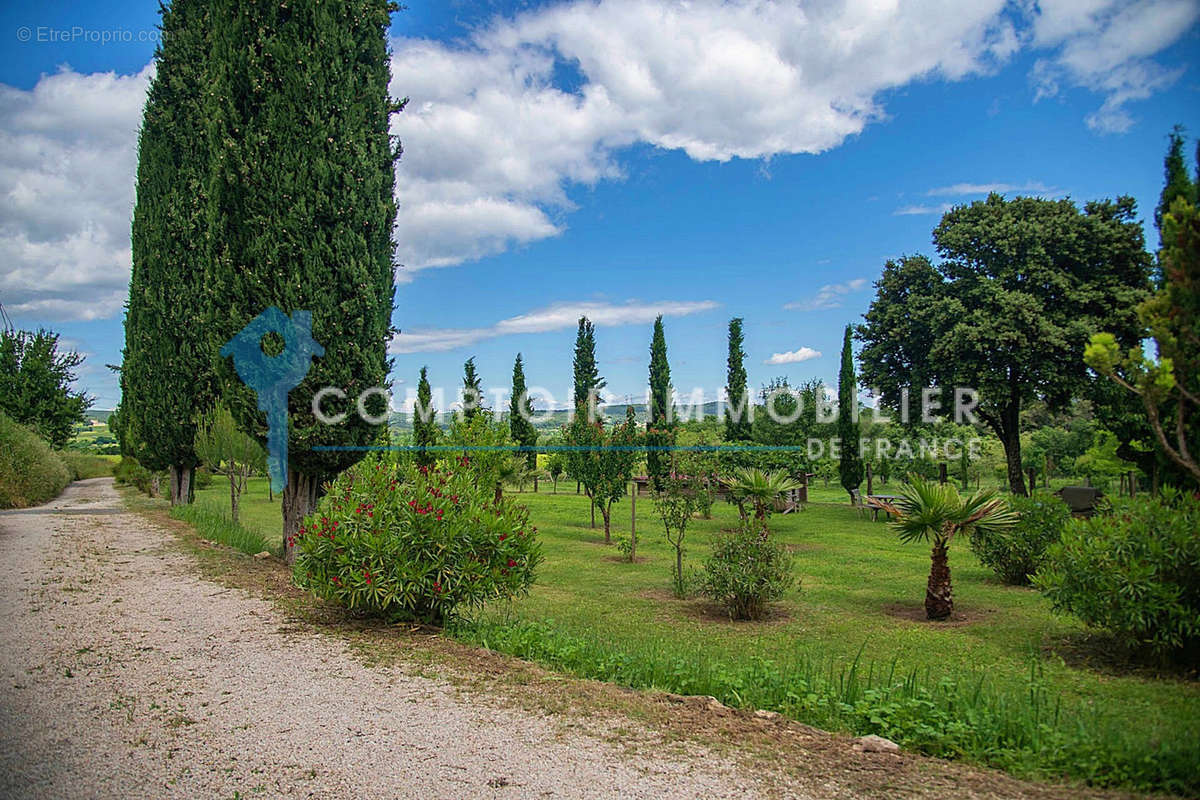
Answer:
725, 467, 802, 532
876, 476, 1016, 620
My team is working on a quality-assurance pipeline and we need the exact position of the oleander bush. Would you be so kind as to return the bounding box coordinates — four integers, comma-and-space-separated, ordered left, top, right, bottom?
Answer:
1034, 489, 1200, 665
969, 494, 1071, 585
701, 520, 795, 619
293, 455, 542, 624
0, 411, 71, 508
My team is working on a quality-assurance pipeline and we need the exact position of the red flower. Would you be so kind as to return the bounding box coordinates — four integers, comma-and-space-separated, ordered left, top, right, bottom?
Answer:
498, 533, 507, 541
433, 581, 442, 593
506, 559, 516, 568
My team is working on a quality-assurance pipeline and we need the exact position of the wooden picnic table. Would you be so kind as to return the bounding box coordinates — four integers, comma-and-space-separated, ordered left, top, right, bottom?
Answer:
864, 494, 898, 522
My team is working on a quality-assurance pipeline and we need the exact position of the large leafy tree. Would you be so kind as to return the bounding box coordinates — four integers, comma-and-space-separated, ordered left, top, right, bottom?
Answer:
724, 317, 751, 442
508, 354, 538, 468
205, 0, 401, 558
0, 329, 91, 448
1087, 196, 1200, 486
563, 407, 640, 543
193, 405, 266, 524
572, 316, 605, 415
120, 0, 212, 504
859, 194, 1151, 495
646, 315, 673, 486
837, 324, 863, 499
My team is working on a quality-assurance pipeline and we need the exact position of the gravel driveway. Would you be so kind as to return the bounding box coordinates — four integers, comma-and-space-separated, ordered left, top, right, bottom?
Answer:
0, 479, 1121, 799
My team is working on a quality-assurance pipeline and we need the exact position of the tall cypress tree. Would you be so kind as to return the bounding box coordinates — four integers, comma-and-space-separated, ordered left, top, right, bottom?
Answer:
1156, 125, 1196, 236
724, 317, 751, 441
461, 357, 483, 421
205, 0, 401, 558
121, 0, 213, 505
414, 366, 436, 467
572, 317, 605, 415
838, 324, 864, 499
646, 315, 673, 484
509, 354, 537, 468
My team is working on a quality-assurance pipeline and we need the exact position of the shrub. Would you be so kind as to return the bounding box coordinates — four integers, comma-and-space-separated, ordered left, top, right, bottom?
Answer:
114, 456, 151, 491
701, 521, 795, 620
1034, 489, 1200, 664
969, 494, 1071, 585
0, 411, 71, 508
60, 451, 115, 481
293, 455, 542, 625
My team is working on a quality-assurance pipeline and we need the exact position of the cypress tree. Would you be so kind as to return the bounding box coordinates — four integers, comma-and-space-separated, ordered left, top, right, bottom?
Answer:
838, 324, 864, 499
1156, 125, 1196, 236
414, 366, 436, 467
646, 315, 673, 485
205, 0, 401, 559
121, 0, 213, 505
572, 317, 605, 415
724, 318, 751, 441
509, 354, 537, 468
461, 357, 483, 421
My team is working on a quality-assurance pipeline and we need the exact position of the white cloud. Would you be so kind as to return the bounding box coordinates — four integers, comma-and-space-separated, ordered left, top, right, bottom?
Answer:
924, 181, 1059, 196
784, 278, 868, 311
0, 65, 153, 321
1027, 0, 1199, 134
3, 0, 1196, 320
765, 347, 822, 365
390, 298, 718, 354
893, 203, 954, 216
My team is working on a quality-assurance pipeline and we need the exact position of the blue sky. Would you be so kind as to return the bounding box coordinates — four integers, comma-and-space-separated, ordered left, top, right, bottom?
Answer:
2, 0, 1199, 412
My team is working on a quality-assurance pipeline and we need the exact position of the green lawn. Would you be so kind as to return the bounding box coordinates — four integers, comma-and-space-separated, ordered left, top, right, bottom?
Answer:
187, 475, 1199, 792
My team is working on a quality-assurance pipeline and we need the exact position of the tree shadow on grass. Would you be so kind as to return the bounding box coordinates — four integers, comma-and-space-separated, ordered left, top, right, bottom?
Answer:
1042, 632, 1199, 682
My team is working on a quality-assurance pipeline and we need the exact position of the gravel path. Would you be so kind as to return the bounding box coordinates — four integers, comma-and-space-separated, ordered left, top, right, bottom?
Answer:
0, 479, 1119, 800
0, 478, 790, 799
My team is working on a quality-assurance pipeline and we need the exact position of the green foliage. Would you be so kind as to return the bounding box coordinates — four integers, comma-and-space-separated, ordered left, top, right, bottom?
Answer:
508, 354, 538, 468
205, 0, 399, 484
59, 452, 115, 481
1087, 193, 1200, 486
887, 477, 1016, 547
454, 619, 1198, 794
859, 194, 1152, 494
1035, 490, 1200, 665
572, 317, 605, 411
0, 411, 71, 508
651, 467, 703, 596
701, 521, 795, 620
293, 456, 542, 625
544, 451, 567, 491
461, 357, 484, 421
724, 317, 751, 442
1073, 429, 1133, 487
562, 408, 641, 540
194, 405, 267, 522
446, 410, 517, 498
170, 503, 276, 557
1155, 124, 1196, 235
724, 466, 802, 530
838, 324, 864, 496
969, 494, 1071, 585
0, 329, 91, 448
413, 367, 438, 467
120, 0, 212, 482
646, 315, 673, 485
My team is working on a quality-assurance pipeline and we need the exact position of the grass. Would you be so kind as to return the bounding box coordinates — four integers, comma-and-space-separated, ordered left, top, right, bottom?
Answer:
184, 474, 1200, 794
170, 486, 279, 557
0, 411, 71, 508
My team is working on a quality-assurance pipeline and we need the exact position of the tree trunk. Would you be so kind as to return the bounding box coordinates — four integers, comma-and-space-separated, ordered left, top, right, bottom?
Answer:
925, 540, 953, 620
494, 482, 503, 504
601, 503, 611, 544
178, 466, 192, 506
630, 486, 636, 560
167, 466, 179, 505
590, 498, 596, 529
675, 547, 684, 595
999, 425, 1027, 496
282, 469, 321, 563
228, 471, 240, 524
